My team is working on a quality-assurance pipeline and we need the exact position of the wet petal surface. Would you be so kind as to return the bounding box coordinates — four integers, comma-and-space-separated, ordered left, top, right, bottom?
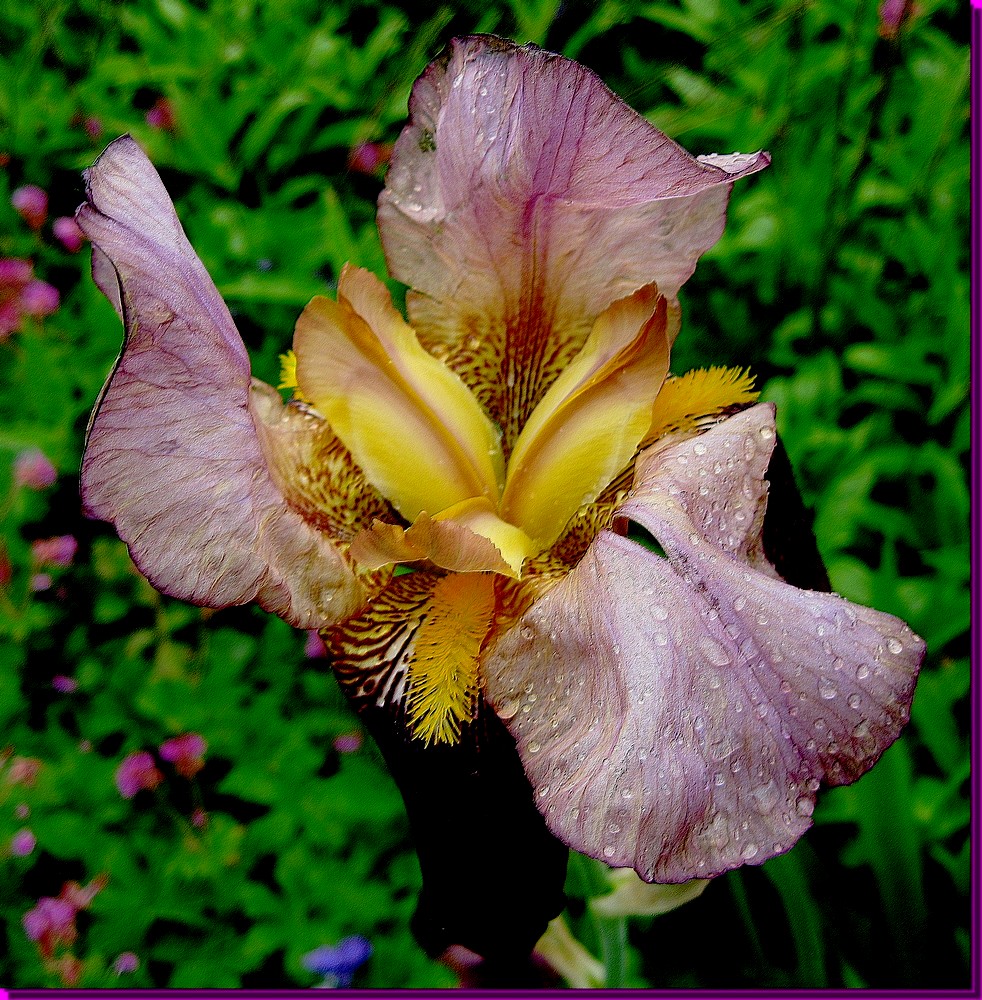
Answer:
79, 137, 364, 628
380, 36, 768, 446
484, 406, 923, 882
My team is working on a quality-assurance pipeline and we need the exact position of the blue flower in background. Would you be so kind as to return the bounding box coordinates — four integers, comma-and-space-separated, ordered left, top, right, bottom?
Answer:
302, 936, 372, 988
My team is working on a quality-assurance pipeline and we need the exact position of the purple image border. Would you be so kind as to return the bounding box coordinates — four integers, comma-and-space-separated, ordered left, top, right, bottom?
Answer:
4, 7, 979, 1000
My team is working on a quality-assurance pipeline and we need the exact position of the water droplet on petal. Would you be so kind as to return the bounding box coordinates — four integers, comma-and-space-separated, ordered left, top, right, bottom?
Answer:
847, 693, 861, 709
887, 638, 904, 654
699, 637, 732, 666
856, 663, 870, 680
796, 797, 815, 817
818, 677, 838, 700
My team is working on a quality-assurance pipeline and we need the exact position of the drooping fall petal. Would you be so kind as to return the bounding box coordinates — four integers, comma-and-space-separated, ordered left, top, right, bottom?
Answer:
484, 405, 923, 883
379, 36, 769, 445
78, 136, 365, 628
500, 285, 670, 549
294, 264, 504, 521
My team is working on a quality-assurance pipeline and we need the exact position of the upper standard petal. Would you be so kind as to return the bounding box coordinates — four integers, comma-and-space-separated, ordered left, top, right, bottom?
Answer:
78, 137, 366, 629
379, 36, 768, 448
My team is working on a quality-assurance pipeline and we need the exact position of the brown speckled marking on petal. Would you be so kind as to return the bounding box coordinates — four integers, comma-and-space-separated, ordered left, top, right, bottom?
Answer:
250, 382, 391, 542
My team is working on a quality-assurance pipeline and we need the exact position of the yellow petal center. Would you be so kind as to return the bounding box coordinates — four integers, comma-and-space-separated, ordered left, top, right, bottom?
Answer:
292, 271, 678, 577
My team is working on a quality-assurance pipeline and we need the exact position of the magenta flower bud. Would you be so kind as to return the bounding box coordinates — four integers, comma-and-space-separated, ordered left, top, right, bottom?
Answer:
12, 185, 48, 229
113, 951, 140, 975
11, 828, 36, 856
145, 97, 175, 131
348, 141, 392, 176
190, 807, 208, 828
15, 803, 30, 819
159, 732, 206, 778
29, 572, 52, 593
84, 115, 103, 139
52, 674, 78, 693
14, 448, 57, 490
31, 535, 78, 568
20, 279, 59, 318
115, 751, 163, 798
53, 216, 86, 253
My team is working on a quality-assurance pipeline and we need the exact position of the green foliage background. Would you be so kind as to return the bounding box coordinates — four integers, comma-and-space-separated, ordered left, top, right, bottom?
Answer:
0, 0, 969, 988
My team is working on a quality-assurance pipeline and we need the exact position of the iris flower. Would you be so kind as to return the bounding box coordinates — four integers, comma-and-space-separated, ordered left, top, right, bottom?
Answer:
78, 37, 922, 962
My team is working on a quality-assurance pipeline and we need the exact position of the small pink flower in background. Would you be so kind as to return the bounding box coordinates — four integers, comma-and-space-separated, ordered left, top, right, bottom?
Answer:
84, 115, 103, 140
12, 185, 48, 229
7, 756, 41, 786
31, 535, 78, 568
304, 630, 328, 658
0, 257, 59, 338
19, 279, 59, 317
347, 140, 392, 176
16, 802, 30, 819
52, 674, 78, 693
145, 97, 175, 131
113, 951, 140, 975
159, 732, 206, 778
190, 807, 208, 828
14, 448, 57, 489
78, 739, 92, 753
333, 732, 362, 753
879, 0, 916, 38
53, 216, 86, 253
0, 258, 33, 286
30, 572, 53, 593
23, 896, 76, 956
115, 751, 163, 797
11, 828, 36, 856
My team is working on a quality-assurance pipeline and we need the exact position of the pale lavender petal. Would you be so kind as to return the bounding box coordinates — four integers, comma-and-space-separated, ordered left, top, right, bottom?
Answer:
78, 137, 365, 629
379, 36, 768, 440
484, 405, 923, 883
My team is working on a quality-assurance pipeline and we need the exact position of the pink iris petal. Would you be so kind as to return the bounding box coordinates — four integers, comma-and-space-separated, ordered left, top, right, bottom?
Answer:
12, 185, 48, 229
485, 405, 923, 883
379, 37, 768, 439
53, 216, 86, 253
31, 535, 78, 567
77, 137, 366, 629
114, 751, 163, 798
14, 449, 57, 490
